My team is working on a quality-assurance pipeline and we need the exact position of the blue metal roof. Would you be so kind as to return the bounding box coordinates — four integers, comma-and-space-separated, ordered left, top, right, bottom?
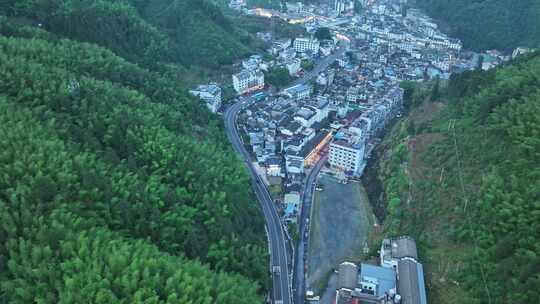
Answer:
285, 202, 297, 216
285, 84, 311, 94
417, 263, 427, 304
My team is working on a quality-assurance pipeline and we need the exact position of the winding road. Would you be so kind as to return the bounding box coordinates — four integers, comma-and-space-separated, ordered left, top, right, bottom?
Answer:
223, 41, 348, 304
224, 99, 292, 304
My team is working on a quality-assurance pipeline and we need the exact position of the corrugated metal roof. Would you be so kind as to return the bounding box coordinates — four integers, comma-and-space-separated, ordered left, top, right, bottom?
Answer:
397, 259, 427, 304
391, 237, 418, 260
338, 262, 358, 290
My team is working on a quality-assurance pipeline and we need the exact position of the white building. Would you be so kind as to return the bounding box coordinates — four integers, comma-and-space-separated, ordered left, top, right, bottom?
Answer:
294, 107, 317, 128
265, 156, 282, 177
284, 84, 311, 100
346, 86, 360, 103
432, 60, 451, 72
232, 70, 265, 95
293, 37, 320, 53
512, 47, 533, 59
334, 0, 355, 14
329, 137, 365, 176
272, 39, 292, 55
285, 152, 305, 174
189, 83, 222, 113
285, 58, 302, 76
310, 98, 330, 122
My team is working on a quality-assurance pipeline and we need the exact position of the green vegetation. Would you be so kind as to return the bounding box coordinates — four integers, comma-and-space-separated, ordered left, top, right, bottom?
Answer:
269, 182, 284, 199
301, 59, 315, 71
314, 27, 332, 41
287, 221, 299, 247
247, 0, 282, 10
380, 142, 410, 235
228, 13, 306, 40
266, 66, 293, 88
354, 0, 363, 15
0, 1, 270, 302
413, 0, 540, 51
1, 0, 252, 68
376, 53, 540, 303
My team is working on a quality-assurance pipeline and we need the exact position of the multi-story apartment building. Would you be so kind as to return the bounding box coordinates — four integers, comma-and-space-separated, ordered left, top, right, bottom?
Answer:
232, 70, 265, 95
329, 137, 365, 176
334, 0, 355, 14
293, 37, 320, 54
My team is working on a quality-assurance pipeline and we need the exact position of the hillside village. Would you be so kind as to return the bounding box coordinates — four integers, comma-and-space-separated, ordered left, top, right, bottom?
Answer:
188, 1, 532, 304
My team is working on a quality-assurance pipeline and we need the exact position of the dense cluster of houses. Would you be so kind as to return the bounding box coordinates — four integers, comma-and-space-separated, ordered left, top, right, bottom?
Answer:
328, 86, 403, 176
239, 86, 331, 172
345, 3, 473, 81
329, 236, 427, 304
185, 2, 539, 304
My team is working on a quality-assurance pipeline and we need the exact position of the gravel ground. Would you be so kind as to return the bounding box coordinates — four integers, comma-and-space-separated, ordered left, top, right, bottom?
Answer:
307, 174, 372, 295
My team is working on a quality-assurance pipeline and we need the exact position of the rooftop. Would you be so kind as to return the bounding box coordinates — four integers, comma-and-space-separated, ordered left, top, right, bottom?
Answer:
298, 130, 330, 158
359, 263, 396, 298
397, 259, 427, 304
285, 84, 312, 95
234, 69, 263, 81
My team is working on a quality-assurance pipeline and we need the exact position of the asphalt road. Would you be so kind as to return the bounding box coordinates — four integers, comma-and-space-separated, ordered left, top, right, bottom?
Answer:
224, 99, 291, 304
290, 44, 348, 87
224, 42, 347, 304
293, 156, 327, 304
290, 41, 348, 304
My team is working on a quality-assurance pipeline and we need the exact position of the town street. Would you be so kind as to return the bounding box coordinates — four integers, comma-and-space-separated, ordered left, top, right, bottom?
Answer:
291, 42, 348, 87
293, 156, 327, 304
224, 99, 291, 304
220, 1, 474, 302
224, 39, 346, 304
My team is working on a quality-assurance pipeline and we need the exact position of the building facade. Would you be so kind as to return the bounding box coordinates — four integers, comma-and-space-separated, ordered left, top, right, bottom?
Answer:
329, 139, 365, 176
293, 37, 320, 53
284, 84, 312, 100
232, 70, 265, 95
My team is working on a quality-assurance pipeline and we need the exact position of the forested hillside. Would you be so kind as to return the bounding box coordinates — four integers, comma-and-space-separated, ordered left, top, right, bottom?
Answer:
413, 0, 540, 52
370, 53, 540, 303
0, 1, 269, 302
1, 0, 252, 68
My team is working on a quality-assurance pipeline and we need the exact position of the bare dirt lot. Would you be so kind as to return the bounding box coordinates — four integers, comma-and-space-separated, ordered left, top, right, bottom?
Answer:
307, 174, 373, 294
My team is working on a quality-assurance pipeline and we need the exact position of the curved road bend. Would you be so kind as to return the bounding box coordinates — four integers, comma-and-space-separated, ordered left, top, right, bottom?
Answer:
224, 100, 291, 304
293, 156, 327, 304
224, 41, 347, 304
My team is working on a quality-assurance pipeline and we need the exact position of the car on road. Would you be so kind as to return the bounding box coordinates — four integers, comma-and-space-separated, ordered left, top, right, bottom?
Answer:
272, 266, 281, 274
